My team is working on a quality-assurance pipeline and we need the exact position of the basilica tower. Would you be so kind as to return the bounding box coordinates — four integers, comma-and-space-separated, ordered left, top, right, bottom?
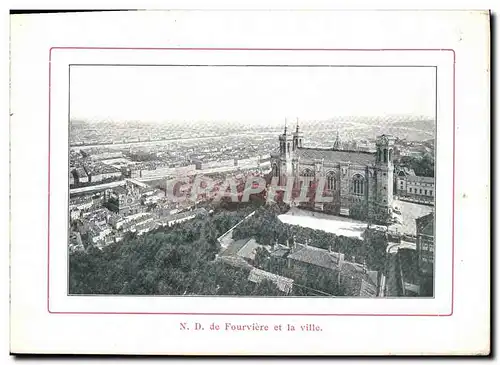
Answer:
278, 119, 295, 183
292, 118, 304, 151
374, 135, 395, 219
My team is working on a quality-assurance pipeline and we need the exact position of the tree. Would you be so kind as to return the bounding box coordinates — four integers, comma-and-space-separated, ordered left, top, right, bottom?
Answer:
361, 228, 389, 272
399, 154, 435, 177
69, 211, 280, 296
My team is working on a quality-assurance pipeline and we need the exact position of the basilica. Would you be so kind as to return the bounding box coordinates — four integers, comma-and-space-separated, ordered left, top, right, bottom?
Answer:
270, 122, 395, 222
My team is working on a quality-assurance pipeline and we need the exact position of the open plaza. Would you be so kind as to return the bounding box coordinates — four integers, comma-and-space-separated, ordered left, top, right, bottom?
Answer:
278, 201, 433, 240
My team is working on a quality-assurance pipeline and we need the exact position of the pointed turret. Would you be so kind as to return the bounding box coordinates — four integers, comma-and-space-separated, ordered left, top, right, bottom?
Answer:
333, 129, 342, 150
292, 117, 304, 150
279, 118, 294, 157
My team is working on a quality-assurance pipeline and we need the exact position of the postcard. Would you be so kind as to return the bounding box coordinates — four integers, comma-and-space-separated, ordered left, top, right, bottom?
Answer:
9, 10, 490, 355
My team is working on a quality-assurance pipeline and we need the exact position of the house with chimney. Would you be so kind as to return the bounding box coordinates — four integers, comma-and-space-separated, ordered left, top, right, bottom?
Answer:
271, 238, 379, 297
218, 231, 379, 297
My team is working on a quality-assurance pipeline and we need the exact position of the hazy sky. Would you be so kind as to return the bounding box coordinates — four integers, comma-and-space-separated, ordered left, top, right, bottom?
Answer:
70, 65, 436, 124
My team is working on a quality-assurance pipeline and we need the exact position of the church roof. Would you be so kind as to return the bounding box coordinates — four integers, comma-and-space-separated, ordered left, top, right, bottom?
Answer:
296, 148, 376, 165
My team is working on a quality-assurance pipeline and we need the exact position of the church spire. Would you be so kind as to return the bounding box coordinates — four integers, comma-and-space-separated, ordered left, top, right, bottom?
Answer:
296, 117, 300, 133
284, 118, 288, 134
333, 129, 341, 150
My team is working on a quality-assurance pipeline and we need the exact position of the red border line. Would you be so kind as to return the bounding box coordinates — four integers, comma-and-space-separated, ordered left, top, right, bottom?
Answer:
49, 47, 456, 54
451, 51, 456, 317
48, 49, 52, 313
48, 47, 456, 316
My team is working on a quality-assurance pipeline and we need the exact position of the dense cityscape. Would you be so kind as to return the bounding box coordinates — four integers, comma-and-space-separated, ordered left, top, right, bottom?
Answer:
69, 117, 435, 298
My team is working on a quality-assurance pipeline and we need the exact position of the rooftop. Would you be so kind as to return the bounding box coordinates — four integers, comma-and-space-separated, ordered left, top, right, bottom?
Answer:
357, 277, 378, 297
339, 263, 378, 297
248, 268, 294, 294
287, 243, 344, 271
406, 175, 435, 183
237, 238, 261, 261
215, 255, 253, 270
396, 167, 416, 176
75, 167, 88, 177
416, 212, 434, 237
221, 238, 252, 257
296, 147, 376, 165
270, 244, 290, 258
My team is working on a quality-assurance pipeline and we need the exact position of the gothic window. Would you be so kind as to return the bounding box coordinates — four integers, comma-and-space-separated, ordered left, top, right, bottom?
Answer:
301, 168, 314, 188
272, 164, 279, 177
326, 171, 337, 190
383, 149, 388, 163
352, 174, 365, 195
389, 149, 393, 162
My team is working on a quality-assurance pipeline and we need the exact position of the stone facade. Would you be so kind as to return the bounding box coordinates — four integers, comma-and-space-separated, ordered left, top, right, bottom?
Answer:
270, 123, 395, 222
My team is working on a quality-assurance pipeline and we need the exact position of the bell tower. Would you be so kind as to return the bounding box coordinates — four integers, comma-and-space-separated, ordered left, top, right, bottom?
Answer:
292, 118, 304, 151
278, 119, 294, 183
375, 135, 395, 219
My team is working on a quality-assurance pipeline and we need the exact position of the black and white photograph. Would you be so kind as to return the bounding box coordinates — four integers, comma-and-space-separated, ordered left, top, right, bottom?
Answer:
9, 9, 490, 356
68, 65, 436, 298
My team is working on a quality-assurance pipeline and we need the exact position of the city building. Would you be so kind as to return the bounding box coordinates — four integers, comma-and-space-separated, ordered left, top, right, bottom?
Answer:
416, 212, 434, 296
416, 212, 434, 273
90, 151, 123, 161
270, 121, 395, 222
70, 209, 82, 220
113, 212, 152, 230
75, 167, 89, 184
87, 163, 122, 183
394, 167, 416, 194
247, 268, 294, 294
103, 180, 149, 215
404, 175, 435, 202
69, 196, 94, 211
158, 208, 208, 228
136, 165, 197, 180
395, 165, 435, 204
221, 237, 262, 266
396, 212, 434, 297
286, 242, 344, 274
285, 242, 378, 297
397, 248, 421, 296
